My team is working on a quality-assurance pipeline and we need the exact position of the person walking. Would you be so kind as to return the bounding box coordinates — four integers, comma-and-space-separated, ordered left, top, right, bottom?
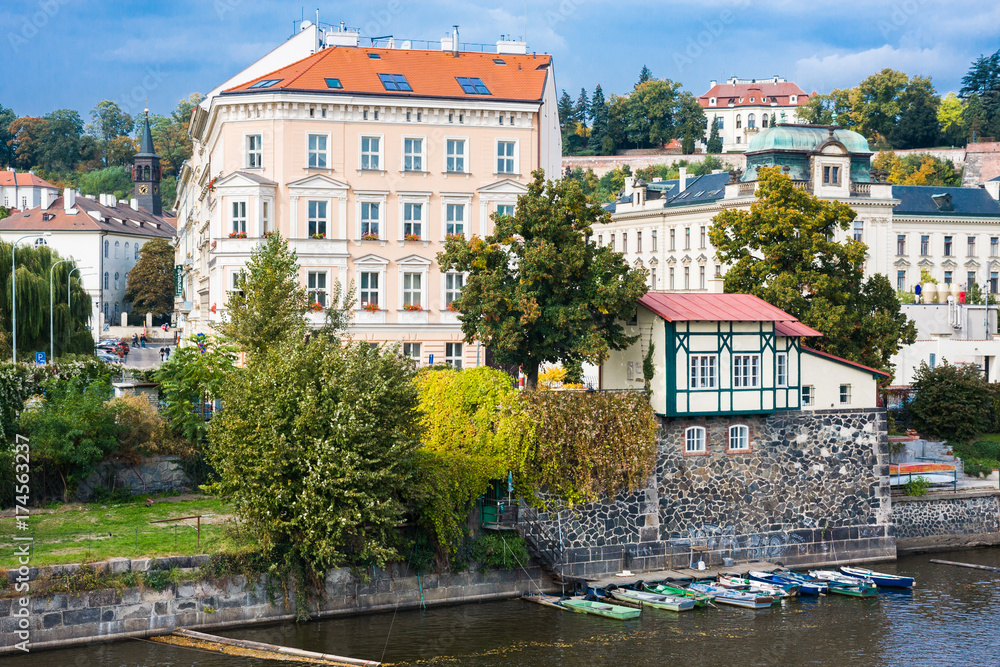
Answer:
140, 333, 146, 348
165, 346, 171, 361
132, 333, 139, 347
159, 347, 166, 362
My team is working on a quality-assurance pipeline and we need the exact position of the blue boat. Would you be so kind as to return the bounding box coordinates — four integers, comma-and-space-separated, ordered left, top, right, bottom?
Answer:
766, 570, 828, 596
746, 571, 807, 596
840, 566, 914, 589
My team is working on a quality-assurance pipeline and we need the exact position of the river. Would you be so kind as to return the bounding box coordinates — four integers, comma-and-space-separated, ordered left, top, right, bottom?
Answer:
11, 549, 1000, 666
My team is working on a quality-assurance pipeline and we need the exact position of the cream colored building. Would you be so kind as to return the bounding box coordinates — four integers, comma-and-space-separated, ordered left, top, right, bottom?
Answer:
175, 24, 561, 367
698, 77, 811, 152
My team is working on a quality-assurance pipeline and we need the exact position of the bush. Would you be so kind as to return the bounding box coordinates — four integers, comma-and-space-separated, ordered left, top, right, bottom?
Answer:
908, 361, 989, 441
468, 532, 529, 572
108, 392, 183, 464
903, 476, 930, 497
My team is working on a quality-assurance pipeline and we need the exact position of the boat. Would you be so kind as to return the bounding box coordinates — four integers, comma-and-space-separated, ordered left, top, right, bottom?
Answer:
688, 583, 774, 609
609, 588, 695, 612
560, 598, 642, 620
827, 582, 878, 598
770, 570, 828, 596
746, 571, 804, 596
645, 583, 715, 607
716, 575, 790, 601
809, 569, 876, 587
840, 566, 915, 589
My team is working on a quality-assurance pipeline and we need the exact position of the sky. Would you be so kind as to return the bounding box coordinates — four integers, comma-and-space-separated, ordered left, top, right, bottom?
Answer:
1, 0, 998, 120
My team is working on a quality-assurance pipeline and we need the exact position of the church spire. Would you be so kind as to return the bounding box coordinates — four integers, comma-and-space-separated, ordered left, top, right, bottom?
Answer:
133, 108, 162, 215
136, 108, 158, 157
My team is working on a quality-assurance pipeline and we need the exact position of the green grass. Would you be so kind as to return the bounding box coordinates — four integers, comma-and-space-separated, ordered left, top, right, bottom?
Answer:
0, 495, 253, 567
950, 434, 1000, 478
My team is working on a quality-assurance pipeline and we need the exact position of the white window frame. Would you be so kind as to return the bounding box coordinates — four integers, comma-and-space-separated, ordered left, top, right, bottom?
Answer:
356, 193, 388, 240
307, 133, 330, 169
403, 202, 423, 239
685, 426, 706, 453
802, 385, 814, 406
728, 425, 749, 451
402, 136, 426, 172
401, 272, 423, 309
733, 354, 760, 388
495, 138, 518, 175
776, 352, 788, 387
445, 137, 468, 173
358, 268, 383, 310
445, 342, 463, 369
689, 354, 717, 389
245, 133, 263, 169
359, 134, 384, 171
307, 270, 328, 307
840, 384, 852, 405
443, 271, 465, 310
114, 240, 120, 259
307, 200, 328, 238
231, 200, 247, 234
403, 342, 421, 362
228, 270, 245, 300
397, 192, 430, 242
495, 203, 515, 218
442, 198, 471, 240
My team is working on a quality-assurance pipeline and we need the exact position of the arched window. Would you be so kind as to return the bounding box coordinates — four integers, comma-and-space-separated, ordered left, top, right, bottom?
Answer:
748, 113, 756, 128
114, 272, 120, 290
104, 272, 109, 289
125, 242, 130, 259
761, 114, 769, 128
143, 165, 150, 180
735, 114, 742, 129
115, 241, 120, 258
104, 240, 109, 257
729, 425, 749, 451
135, 245, 139, 260
34, 237, 47, 247
685, 426, 706, 453
114, 302, 119, 318
103, 302, 108, 317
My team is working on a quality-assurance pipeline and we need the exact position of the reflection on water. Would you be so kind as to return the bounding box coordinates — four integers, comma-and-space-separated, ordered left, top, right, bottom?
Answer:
10, 550, 1000, 666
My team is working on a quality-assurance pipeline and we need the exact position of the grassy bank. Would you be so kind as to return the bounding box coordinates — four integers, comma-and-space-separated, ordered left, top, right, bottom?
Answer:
0, 495, 250, 567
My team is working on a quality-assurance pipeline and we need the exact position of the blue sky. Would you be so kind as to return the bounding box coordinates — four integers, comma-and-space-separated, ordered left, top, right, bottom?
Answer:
1, 0, 997, 120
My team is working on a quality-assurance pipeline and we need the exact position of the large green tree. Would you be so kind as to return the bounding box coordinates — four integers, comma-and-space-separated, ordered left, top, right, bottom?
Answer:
124, 238, 175, 318
937, 92, 966, 146
438, 170, 647, 389
0, 104, 16, 167
960, 48, 1000, 139
78, 166, 133, 200
89, 100, 135, 167
706, 116, 723, 153
908, 360, 990, 441
888, 76, 941, 149
709, 167, 915, 373
588, 85, 610, 154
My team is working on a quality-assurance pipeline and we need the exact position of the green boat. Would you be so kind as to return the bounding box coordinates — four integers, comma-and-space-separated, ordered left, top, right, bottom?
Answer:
610, 588, 696, 612
560, 598, 642, 620
828, 583, 878, 598
646, 583, 715, 607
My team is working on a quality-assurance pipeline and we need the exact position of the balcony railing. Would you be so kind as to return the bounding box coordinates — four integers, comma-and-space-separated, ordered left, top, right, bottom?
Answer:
851, 182, 872, 196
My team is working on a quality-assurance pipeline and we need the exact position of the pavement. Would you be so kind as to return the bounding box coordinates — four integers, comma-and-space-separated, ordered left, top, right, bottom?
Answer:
120, 342, 176, 370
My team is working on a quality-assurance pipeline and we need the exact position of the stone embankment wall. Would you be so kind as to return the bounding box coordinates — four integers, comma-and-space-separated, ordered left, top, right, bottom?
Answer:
0, 556, 550, 654
562, 154, 745, 177
76, 456, 189, 501
892, 490, 1000, 554
532, 408, 893, 579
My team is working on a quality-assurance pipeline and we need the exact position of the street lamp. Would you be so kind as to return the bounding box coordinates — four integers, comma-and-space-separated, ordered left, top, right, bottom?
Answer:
11, 233, 51, 363
49, 258, 74, 363
67, 267, 94, 346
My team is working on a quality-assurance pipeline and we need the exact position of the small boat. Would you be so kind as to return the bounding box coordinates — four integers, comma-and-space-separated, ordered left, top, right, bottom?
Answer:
809, 569, 876, 587
646, 583, 715, 607
716, 575, 789, 601
610, 588, 695, 612
560, 598, 641, 620
840, 566, 915, 589
746, 571, 804, 597
688, 583, 773, 609
827, 582, 878, 598
770, 570, 827, 596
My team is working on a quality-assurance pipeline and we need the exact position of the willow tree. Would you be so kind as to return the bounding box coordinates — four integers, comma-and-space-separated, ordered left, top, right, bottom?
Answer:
0, 242, 92, 360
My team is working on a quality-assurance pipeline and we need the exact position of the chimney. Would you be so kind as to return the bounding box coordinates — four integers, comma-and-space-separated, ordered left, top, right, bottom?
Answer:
679, 167, 687, 193
99, 194, 107, 206
130, 198, 138, 210
40, 188, 53, 210
453, 25, 459, 58
63, 188, 77, 214
108, 194, 117, 208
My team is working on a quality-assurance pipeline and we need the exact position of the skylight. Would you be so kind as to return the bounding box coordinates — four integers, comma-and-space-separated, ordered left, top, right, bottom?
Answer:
367, 53, 381, 59
378, 73, 412, 92
456, 77, 491, 95
325, 78, 343, 89
249, 79, 282, 89
493, 58, 506, 65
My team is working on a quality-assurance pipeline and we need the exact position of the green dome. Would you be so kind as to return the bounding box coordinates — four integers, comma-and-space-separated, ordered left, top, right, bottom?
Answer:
746, 125, 871, 154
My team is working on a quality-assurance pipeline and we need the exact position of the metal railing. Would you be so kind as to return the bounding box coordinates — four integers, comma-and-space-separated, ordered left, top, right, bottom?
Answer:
516, 506, 565, 581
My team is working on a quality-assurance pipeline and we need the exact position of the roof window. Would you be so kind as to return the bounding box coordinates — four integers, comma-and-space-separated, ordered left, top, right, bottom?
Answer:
367, 53, 381, 59
378, 73, 412, 92
325, 78, 343, 89
456, 76, 491, 95
493, 58, 506, 65
249, 79, 282, 89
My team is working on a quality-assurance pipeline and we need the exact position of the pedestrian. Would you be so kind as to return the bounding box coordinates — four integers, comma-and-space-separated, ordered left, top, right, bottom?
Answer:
159, 347, 166, 362
132, 333, 138, 347
165, 347, 171, 361
140, 333, 146, 348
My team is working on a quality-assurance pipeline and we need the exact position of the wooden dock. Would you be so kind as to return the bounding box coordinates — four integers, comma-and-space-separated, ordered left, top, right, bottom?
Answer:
583, 561, 781, 591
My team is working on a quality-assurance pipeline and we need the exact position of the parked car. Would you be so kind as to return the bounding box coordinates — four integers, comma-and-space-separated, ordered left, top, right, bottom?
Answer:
96, 351, 122, 364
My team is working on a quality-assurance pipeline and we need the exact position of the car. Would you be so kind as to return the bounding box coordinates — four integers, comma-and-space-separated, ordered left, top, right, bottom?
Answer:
96, 351, 122, 364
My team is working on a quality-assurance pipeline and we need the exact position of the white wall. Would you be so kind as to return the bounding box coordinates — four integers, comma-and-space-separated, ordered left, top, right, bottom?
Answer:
800, 351, 881, 410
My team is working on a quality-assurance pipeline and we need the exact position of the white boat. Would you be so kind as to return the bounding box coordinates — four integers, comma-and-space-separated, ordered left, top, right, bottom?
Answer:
809, 569, 875, 586
609, 588, 695, 612
688, 583, 774, 609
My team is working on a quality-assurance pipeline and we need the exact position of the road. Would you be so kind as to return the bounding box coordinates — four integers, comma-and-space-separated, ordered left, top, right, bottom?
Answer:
120, 342, 175, 370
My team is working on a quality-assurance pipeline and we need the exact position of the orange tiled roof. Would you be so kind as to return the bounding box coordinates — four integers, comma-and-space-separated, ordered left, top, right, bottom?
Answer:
699, 80, 808, 109
0, 170, 59, 189
223, 46, 552, 103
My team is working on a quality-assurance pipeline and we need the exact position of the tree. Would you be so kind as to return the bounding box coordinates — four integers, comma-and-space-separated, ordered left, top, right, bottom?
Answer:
637, 65, 653, 86
438, 170, 647, 389
709, 167, 915, 373
206, 337, 422, 570
938, 92, 966, 146
7, 117, 47, 170
151, 94, 202, 177
0, 104, 16, 167
78, 166, 133, 200
557, 89, 582, 154
89, 100, 134, 167
588, 85, 609, 154
847, 69, 910, 145
888, 76, 941, 149
154, 335, 237, 446
909, 360, 990, 441
676, 92, 706, 154
873, 151, 962, 186
960, 48, 1000, 139
706, 117, 723, 153
37, 109, 85, 172
217, 233, 308, 357
575, 88, 590, 130
123, 238, 175, 318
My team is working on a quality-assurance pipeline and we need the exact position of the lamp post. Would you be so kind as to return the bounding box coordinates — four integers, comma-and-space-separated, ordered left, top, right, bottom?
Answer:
49, 258, 74, 363
10, 233, 51, 363
67, 267, 94, 346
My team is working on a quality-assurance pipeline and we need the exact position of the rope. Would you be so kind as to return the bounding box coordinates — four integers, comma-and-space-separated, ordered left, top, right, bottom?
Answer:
501, 533, 548, 597
380, 603, 398, 664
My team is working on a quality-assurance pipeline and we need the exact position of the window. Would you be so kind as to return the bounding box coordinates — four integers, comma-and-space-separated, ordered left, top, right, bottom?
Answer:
446, 139, 465, 172
446, 342, 463, 369
402, 272, 422, 308
689, 355, 717, 389
114, 272, 120, 290
968, 236, 976, 256
802, 385, 814, 406
729, 425, 749, 451
104, 240, 108, 258
944, 271, 953, 285
308, 134, 328, 168
991, 271, 998, 294
853, 220, 863, 242
669, 229, 675, 251
684, 228, 691, 250
684, 266, 690, 290
733, 354, 760, 388
897, 234, 906, 255
246, 134, 262, 168
823, 165, 840, 185
403, 203, 422, 238
360, 136, 381, 170
378, 73, 412, 91
897, 269, 906, 291
651, 268, 657, 288
597, 235, 603, 246
610, 234, 615, 251
736, 114, 742, 129
496, 204, 514, 218
622, 233, 628, 253
929, 353, 936, 368
944, 235, 953, 256
699, 266, 706, 289
747, 113, 756, 128
403, 342, 421, 362
496, 141, 516, 173
134, 244, 139, 260
637, 232, 642, 252
403, 138, 423, 171
360, 271, 379, 308
716, 116, 724, 129
114, 241, 120, 258
920, 235, 929, 256
325, 78, 342, 89
104, 272, 109, 289
262, 201, 271, 233
361, 202, 380, 238
229, 271, 245, 299
367, 53, 380, 59
839, 384, 851, 405
700, 226, 707, 249
456, 77, 491, 95
669, 267, 675, 290
307, 271, 327, 307
685, 427, 706, 453
124, 242, 130, 259
761, 115, 769, 128
652, 229, 658, 251
968, 271, 977, 290
248, 78, 281, 88
445, 273, 464, 308
992, 237, 999, 257
446, 204, 464, 237
776, 352, 788, 387
308, 201, 327, 238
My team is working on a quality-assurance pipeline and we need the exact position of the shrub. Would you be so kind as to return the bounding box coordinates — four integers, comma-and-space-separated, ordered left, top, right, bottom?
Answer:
108, 392, 184, 465
908, 361, 989, 441
468, 532, 529, 571
903, 476, 930, 497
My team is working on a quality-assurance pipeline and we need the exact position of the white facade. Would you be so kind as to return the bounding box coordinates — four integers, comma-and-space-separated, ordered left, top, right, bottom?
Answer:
699, 77, 810, 153
799, 349, 885, 411
891, 303, 999, 384
0, 171, 60, 211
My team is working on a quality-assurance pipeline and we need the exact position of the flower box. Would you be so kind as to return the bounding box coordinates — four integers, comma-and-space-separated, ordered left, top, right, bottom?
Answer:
262, 231, 275, 238
403, 233, 421, 242
363, 302, 380, 313
361, 232, 379, 241
310, 302, 324, 312
310, 233, 326, 239
228, 231, 247, 239
403, 304, 423, 312
446, 302, 459, 312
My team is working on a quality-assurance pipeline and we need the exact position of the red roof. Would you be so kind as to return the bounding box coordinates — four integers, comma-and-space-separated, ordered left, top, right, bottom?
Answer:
699, 80, 808, 109
224, 46, 552, 103
803, 347, 890, 378
0, 196, 175, 238
0, 170, 58, 189
639, 292, 822, 336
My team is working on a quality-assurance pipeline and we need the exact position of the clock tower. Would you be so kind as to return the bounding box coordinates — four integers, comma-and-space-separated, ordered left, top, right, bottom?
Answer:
132, 109, 162, 216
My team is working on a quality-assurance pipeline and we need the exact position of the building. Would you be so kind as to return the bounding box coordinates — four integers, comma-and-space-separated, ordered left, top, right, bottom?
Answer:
892, 302, 998, 385
601, 292, 886, 420
0, 170, 60, 211
175, 24, 561, 367
0, 113, 176, 337
698, 76, 811, 152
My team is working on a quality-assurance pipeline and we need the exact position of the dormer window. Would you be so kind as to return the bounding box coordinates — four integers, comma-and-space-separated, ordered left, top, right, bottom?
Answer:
790, 95, 797, 103
750, 97, 754, 102
822, 165, 841, 185
709, 97, 716, 106
378, 73, 412, 92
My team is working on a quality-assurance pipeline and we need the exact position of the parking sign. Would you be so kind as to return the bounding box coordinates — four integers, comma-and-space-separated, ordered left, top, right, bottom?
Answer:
35, 351, 46, 365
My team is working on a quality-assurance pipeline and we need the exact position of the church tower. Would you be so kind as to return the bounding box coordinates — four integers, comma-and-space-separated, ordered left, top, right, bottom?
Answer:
133, 109, 162, 216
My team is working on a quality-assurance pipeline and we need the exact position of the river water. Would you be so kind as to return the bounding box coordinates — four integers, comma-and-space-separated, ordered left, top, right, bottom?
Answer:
12, 549, 1000, 666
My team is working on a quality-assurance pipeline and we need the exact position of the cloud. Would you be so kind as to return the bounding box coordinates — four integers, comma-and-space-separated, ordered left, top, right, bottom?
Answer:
793, 44, 967, 93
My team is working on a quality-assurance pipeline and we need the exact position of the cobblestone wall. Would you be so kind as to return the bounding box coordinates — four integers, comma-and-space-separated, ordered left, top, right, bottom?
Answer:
531, 408, 893, 578
892, 491, 1000, 540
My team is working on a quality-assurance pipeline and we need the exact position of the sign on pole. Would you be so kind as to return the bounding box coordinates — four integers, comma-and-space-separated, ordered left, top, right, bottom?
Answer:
174, 265, 184, 297
35, 351, 46, 365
